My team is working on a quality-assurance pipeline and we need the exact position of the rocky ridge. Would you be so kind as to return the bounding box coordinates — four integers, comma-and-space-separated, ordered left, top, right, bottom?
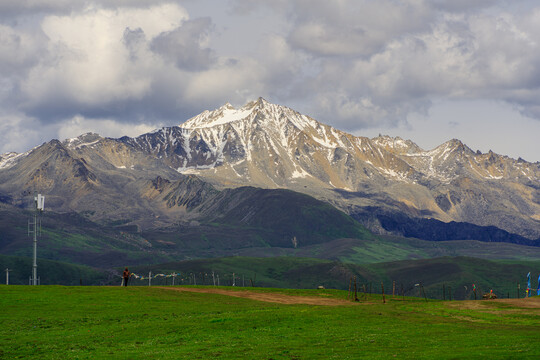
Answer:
0, 98, 538, 239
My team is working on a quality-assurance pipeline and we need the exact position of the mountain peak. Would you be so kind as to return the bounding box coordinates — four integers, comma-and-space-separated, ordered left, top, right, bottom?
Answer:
371, 135, 423, 154
64, 132, 103, 149
181, 102, 254, 129
432, 138, 473, 153
180, 98, 300, 130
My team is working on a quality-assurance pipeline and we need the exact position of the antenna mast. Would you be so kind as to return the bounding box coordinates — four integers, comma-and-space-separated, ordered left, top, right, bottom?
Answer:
29, 192, 45, 286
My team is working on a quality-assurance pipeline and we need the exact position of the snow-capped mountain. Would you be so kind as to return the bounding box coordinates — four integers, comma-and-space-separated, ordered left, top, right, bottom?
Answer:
116, 98, 424, 189
0, 98, 538, 239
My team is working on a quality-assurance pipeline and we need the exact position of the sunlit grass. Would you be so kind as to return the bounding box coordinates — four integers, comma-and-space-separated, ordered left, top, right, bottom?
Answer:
1, 286, 539, 359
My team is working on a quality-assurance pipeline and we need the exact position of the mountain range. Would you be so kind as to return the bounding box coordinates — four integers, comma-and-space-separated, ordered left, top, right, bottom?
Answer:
0, 98, 539, 259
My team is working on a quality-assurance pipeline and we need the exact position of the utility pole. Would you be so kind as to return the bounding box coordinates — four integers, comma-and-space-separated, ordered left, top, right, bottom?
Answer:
5, 268, 11, 285
29, 193, 45, 286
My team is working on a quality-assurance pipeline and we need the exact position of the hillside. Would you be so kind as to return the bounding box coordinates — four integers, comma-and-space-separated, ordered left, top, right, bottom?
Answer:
0, 185, 373, 267
0, 98, 538, 242
0, 254, 110, 285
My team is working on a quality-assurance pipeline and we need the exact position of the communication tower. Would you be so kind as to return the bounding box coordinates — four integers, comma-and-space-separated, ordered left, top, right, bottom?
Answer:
29, 193, 44, 285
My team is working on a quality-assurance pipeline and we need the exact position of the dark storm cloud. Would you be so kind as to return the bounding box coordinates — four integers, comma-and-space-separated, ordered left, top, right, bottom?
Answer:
0, 0, 187, 19
150, 18, 216, 71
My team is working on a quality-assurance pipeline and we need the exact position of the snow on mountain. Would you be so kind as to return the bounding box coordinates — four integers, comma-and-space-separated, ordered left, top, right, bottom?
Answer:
181, 103, 253, 129
110, 97, 538, 190
0, 152, 20, 169
0, 149, 36, 170
132, 98, 536, 239
1, 98, 537, 239
371, 135, 423, 155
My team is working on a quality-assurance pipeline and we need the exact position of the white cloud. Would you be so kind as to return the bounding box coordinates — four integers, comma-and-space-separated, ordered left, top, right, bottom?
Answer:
184, 57, 265, 105
0, 24, 47, 75
263, 1, 540, 136
0, 111, 57, 154
287, 0, 434, 58
57, 115, 160, 141
21, 4, 187, 109
1, 0, 540, 161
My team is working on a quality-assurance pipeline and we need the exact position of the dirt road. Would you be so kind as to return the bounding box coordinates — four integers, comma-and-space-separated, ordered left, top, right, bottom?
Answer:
448, 296, 540, 310
157, 287, 357, 306
158, 287, 540, 308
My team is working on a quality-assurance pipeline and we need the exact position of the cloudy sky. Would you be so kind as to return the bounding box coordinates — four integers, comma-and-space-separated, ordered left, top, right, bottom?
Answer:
1, 0, 539, 161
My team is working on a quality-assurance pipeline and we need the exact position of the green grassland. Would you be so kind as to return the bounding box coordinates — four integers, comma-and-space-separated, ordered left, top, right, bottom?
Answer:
0, 254, 110, 286
125, 256, 540, 301
0, 285, 539, 359
3, 254, 538, 301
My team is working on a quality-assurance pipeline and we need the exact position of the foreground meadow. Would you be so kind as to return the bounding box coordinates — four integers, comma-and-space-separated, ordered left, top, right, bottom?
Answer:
0, 285, 539, 359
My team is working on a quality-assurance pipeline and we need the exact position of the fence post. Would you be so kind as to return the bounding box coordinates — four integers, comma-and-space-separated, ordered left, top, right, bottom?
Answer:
363, 284, 367, 300
381, 282, 386, 304
149, 271, 152, 286
421, 283, 427, 302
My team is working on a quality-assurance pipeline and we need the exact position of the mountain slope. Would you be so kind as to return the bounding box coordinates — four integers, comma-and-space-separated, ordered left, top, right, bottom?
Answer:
123, 98, 539, 239
0, 98, 538, 240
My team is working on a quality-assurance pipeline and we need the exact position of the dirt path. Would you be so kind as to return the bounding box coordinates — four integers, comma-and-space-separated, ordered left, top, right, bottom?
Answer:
157, 287, 357, 306
446, 296, 540, 310
158, 287, 540, 308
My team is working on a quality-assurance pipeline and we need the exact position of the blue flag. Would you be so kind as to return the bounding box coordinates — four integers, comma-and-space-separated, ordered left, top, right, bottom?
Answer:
537, 274, 540, 296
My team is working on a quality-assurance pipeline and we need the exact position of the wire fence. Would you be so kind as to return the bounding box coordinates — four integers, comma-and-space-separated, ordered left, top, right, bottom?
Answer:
124, 271, 252, 287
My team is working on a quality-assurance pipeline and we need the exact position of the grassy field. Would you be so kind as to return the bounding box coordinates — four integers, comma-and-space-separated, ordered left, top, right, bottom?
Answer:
126, 256, 540, 301
3, 254, 538, 302
1, 285, 539, 359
